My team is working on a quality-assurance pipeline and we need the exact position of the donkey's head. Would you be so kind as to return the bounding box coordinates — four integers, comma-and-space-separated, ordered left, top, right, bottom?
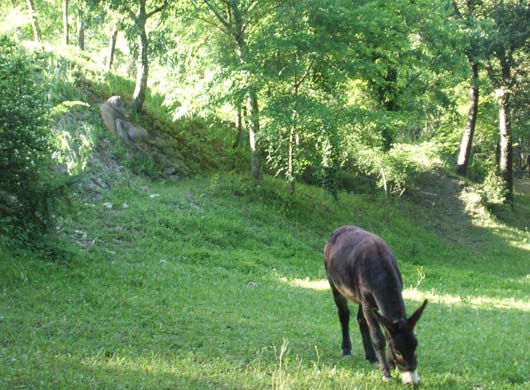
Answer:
377, 300, 428, 386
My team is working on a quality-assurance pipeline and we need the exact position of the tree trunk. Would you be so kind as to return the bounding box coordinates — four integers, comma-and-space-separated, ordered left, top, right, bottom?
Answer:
76, 2, 85, 50
247, 88, 262, 181
106, 27, 118, 72
63, 0, 69, 46
26, 0, 41, 42
132, 26, 149, 113
456, 61, 479, 176
288, 126, 295, 192
288, 76, 303, 193
496, 87, 513, 204
231, 1, 262, 181
233, 105, 243, 148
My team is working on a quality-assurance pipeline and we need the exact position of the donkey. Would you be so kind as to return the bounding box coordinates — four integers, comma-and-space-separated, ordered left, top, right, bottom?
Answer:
324, 226, 427, 386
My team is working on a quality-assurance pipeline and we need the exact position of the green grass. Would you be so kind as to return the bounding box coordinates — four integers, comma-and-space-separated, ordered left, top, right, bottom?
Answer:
1, 174, 529, 389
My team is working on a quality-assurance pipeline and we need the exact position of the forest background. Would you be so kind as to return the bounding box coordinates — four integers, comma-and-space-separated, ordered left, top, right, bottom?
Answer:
0, 1, 530, 389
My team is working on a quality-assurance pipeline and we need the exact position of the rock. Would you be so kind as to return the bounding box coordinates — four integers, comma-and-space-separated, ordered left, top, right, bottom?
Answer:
165, 167, 177, 176
94, 177, 110, 190
53, 164, 68, 175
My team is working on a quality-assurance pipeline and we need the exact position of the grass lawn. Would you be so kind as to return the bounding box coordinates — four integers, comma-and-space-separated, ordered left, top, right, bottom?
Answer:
1, 174, 529, 389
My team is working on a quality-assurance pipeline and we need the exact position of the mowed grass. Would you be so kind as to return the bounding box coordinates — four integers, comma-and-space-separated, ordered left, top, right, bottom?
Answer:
1, 174, 529, 389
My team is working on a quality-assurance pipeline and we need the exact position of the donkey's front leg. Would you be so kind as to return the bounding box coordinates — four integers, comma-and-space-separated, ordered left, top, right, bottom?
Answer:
357, 305, 377, 364
361, 303, 391, 381
331, 288, 352, 356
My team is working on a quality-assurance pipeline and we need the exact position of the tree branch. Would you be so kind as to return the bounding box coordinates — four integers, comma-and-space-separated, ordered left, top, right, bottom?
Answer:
121, 4, 136, 21
202, 0, 231, 30
191, 0, 230, 34
147, 0, 169, 18
295, 54, 316, 89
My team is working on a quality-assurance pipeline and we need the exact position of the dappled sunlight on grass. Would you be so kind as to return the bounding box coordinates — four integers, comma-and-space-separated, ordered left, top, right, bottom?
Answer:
279, 277, 530, 312
75, 352, 266, 388
71, 344, 385, 390
402, 288, 530, 312
458, 180, 530, 252
279, 277, 330, 291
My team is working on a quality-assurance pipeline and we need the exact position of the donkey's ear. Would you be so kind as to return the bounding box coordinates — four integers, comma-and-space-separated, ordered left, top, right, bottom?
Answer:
408, 299, 428, 329
375, 311, 397, 334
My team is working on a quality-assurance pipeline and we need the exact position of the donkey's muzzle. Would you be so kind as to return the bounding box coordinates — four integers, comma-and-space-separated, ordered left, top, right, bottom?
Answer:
401, 370, 420, 386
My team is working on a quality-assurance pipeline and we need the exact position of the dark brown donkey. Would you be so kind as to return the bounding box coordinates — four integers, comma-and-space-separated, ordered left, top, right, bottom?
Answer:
324, 226, 427, 386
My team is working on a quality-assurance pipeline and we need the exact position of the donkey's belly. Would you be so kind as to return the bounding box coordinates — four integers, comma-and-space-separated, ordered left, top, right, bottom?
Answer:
333, 282, 361, 304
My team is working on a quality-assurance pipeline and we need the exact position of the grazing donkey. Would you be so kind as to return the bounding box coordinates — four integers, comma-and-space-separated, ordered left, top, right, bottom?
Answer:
324, 226, 427, 386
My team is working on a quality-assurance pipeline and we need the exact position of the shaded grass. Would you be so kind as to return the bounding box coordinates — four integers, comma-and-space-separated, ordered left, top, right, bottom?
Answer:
1, 174, 529, 389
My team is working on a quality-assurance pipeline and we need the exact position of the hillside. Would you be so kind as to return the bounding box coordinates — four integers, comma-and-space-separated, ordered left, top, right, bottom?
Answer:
1, 45, 530, 390
1, 122, 529, 388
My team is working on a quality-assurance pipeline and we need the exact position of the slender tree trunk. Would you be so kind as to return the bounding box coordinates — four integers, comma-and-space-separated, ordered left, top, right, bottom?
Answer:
247, 88, 262, 180
106, 27, 118, 72
496, 87, 513, 204
456, 61, 479, 176
63, 0, 69, 46
233, 105, 243, 148
288, 126, 295, 192
288, 76, 302, 193
239, 64, 261, 181
26, 0, 41, 42
132, 26, 149, 113
232, 2, 262, 181
76, 2, 85, 50
287, 128, 300, 194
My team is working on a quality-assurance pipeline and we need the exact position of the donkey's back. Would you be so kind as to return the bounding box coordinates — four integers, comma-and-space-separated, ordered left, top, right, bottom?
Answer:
324, 226, 403, 308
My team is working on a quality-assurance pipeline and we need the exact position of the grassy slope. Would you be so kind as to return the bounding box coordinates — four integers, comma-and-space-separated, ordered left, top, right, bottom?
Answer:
1, 48, 529, 389
1, 171, 529, 389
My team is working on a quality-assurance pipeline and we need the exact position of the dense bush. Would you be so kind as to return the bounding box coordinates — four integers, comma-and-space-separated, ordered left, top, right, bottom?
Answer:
0, 36, 58, 246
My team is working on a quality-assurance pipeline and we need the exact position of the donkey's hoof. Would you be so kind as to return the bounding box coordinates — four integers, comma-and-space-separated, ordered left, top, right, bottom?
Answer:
342, 351, 352, 358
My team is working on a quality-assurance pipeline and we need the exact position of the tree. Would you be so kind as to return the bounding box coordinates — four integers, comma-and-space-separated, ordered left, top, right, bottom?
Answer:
63, 0, 69, 46
487, 1, 530, 203
191, 0, 266, 180
26, 0, 42, 42
110, 0, 169, 112
76, 0, 85, 50
106, 25, 119, 71
453, 0, 484, 176
0, 36, 56, 244
255, 0, 346, 192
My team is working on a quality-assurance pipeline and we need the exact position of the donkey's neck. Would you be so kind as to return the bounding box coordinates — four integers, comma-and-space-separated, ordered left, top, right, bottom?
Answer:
374, 289, 407, 321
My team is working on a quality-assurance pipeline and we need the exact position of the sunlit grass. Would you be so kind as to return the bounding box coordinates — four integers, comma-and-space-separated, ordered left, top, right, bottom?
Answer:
1, 174, 529, 389
279, 277, 530, 311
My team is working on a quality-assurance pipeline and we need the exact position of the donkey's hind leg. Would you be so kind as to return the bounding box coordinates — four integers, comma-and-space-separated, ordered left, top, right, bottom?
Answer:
357, 305, 377, 364
331, 287, 352, 356
361, 303, 392, 380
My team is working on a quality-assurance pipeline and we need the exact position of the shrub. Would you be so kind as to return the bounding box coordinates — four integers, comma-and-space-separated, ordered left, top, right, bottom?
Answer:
0, 36, 59, 246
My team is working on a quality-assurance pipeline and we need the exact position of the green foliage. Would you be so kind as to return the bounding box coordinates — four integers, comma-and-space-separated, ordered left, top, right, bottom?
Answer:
480, 170, 508, 206
0, 36, 60, 246
2, 0, 529, 202
51, 101, 98, 175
